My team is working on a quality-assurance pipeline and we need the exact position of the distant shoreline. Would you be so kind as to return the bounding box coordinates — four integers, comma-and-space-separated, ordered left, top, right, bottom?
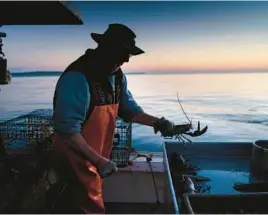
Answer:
11, 71, 63, 77
10, 71, 147, 77
10, 70, 268, 77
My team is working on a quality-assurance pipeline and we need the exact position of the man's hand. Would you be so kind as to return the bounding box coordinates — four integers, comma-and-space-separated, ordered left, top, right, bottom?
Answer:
96, 158, 118, 179
63, 133, 118, 178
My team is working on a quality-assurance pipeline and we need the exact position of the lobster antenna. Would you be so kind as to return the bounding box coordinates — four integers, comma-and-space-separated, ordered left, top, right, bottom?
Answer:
176, 92, 191, 124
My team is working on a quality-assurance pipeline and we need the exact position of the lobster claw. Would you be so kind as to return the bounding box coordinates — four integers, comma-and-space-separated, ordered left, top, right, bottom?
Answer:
184, 121, 208, 137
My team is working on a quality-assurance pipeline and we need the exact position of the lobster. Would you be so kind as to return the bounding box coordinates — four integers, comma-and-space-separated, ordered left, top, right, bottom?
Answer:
171, 121, 208, 143
156, 93, 208, 144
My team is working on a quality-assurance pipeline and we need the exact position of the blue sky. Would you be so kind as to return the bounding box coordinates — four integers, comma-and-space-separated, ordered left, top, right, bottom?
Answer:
2, 1, 268, 73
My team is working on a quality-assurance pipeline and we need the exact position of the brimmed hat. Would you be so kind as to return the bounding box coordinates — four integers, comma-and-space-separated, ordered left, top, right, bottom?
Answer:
91, 23, 145, 56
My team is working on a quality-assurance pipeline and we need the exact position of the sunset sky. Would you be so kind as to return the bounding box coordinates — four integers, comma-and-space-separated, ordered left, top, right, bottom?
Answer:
2, 1, 268, 73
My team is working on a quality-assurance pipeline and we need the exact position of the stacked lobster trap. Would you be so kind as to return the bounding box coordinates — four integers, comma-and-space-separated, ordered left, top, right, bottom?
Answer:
0, 108, 133, 165
0, 109, 55, 213
0, 109, 54, 157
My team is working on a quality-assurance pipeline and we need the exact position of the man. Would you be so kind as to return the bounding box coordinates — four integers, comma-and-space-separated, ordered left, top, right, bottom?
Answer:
52, 23, 190, 213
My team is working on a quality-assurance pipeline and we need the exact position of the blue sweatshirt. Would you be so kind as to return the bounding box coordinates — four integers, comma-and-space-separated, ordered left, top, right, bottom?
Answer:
53, 71, 143, 134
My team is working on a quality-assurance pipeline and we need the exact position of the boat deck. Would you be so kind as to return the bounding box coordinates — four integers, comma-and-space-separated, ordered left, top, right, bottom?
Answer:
105, 202, 167, 214
50, 188, 168, 214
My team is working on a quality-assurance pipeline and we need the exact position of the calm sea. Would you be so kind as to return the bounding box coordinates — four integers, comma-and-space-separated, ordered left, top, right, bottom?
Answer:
1, 72, 268, 152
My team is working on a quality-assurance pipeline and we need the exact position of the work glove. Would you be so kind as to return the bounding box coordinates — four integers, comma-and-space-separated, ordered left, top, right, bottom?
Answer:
153, 117, 176, 137
97, 160, 118, 179
153, 117, 191, 137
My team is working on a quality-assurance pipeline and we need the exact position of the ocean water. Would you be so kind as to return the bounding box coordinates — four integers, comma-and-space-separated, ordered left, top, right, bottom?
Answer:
1, 72, 268, 152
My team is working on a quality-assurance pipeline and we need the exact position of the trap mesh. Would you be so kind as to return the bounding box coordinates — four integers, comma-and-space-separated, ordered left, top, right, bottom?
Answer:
0, 109, 132, 166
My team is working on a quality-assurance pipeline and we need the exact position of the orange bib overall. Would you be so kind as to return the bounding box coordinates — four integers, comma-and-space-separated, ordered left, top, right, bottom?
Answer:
53, 103, 118, 213
53, 62, 122, 213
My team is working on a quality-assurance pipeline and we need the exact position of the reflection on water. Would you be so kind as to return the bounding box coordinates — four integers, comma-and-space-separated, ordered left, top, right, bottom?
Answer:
198, 169, 250, 194
1, 73, 268, 151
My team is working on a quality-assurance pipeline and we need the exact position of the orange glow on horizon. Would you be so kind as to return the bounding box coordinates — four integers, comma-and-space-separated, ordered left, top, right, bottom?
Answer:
9, 42, 268, 72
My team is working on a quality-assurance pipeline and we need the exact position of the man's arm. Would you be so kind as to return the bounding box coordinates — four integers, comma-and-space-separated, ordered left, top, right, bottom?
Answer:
53, 71, 109, 168
132, 112, 159, 127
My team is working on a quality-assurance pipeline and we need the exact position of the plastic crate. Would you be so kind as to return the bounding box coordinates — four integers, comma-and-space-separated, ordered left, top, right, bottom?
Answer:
0, 109, 54, 156
110, 118, 132, 168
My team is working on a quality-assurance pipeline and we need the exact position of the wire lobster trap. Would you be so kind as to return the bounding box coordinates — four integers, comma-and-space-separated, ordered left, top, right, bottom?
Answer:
0, 109, 132, 167
110, 118, 132, 168
0, 109, 54, 156
0, 109, 55, 213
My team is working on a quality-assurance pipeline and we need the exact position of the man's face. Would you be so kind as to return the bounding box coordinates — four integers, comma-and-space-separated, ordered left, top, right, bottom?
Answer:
102, 43, 132, 74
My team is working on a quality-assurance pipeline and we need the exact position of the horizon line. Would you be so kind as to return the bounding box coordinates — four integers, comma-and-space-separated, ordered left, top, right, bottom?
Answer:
10, 69, 268, 77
